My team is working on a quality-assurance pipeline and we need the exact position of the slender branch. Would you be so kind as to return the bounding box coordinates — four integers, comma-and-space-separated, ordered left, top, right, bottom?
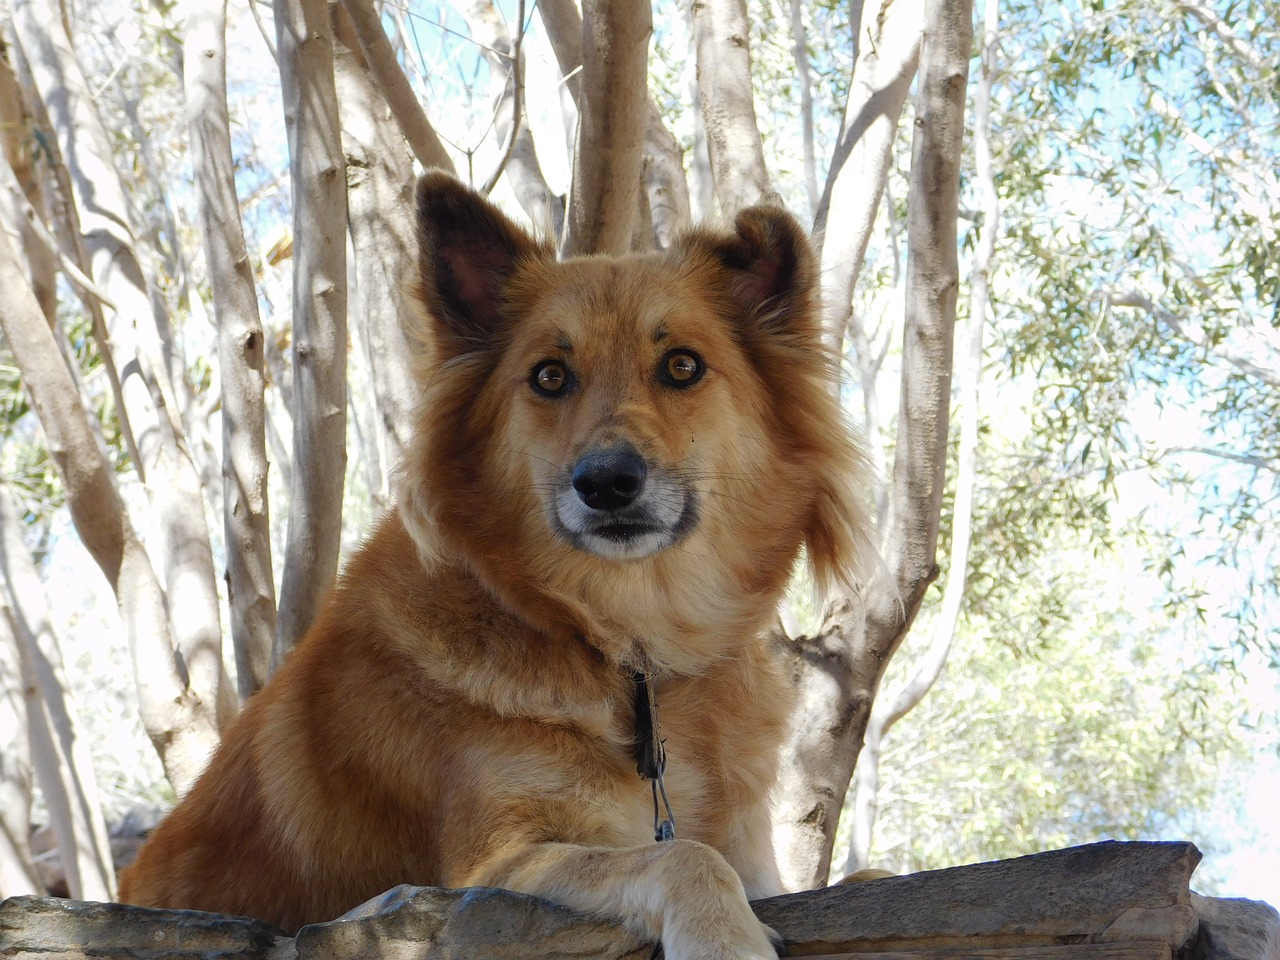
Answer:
480, 0, 524, 195
1162, 446, 1280, 474
1109, 290, 1280, 390
341, 0, 454, 171
1177, 0, 1268, 72
788, 0, 818, 218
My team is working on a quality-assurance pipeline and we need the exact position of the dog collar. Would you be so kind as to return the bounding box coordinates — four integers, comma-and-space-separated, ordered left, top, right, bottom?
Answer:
632, 666, 677, 842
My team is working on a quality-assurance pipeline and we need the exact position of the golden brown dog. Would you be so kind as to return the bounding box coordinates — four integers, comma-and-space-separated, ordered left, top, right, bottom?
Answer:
118, 172, 871, 959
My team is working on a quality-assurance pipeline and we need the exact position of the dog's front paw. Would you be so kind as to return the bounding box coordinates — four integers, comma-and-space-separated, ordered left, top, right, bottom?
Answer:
661, 917, 780, 960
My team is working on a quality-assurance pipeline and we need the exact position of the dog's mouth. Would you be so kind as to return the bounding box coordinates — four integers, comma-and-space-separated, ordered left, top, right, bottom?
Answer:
550, 446, 697, 560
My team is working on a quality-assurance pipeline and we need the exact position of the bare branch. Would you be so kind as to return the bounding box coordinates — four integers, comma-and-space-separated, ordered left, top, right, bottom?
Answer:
341, 0, 455, 171
536, 0, 582, 105
1177, 1, 1269, 72
774, 0, 972, 889
331, 0, 420, 486
454, 0, 561, 234
0, 482, 114, 901
14, 0, 230, 774
1109, 290, 1280, 390
816, 0, 922, 349
537, 0, 688, 249
480, 0, 526, 195
0, 225, 219, 796
0, 595, 41, 897
843, 0, 999, 876
788, 0, 818, 218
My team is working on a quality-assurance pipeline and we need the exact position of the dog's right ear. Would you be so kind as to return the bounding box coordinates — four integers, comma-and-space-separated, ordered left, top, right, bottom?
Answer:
415, 171, 550, 354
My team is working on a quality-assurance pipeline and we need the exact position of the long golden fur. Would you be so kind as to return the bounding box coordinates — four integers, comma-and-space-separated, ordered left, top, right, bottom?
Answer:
117, 172, 872, 959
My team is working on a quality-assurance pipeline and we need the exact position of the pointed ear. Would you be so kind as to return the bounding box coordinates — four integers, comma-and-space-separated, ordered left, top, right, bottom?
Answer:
677, 204, 820, 339
415, 171, 551, 354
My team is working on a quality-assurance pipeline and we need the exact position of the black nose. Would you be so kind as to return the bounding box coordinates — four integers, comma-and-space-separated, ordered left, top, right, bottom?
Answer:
572, 448, 647, 512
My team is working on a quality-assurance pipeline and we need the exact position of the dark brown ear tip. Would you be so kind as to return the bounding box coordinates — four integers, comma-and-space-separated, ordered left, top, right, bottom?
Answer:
417, 172, 467, 221
734, 202, 806, 243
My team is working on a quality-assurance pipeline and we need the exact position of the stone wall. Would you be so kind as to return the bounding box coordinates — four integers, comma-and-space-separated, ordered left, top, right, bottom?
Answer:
2, 842, 1277, 960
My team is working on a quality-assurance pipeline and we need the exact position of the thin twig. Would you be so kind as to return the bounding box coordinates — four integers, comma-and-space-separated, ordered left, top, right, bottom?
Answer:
480, 0, 524, 195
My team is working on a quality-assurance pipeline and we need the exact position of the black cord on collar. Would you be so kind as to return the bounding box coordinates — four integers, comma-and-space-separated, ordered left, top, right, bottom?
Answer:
632, 669, 666, 780
632, 669, 676, 843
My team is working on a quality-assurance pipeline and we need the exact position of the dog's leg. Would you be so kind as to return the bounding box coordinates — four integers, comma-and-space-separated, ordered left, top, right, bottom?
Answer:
718, 797, 788, 900
473, 839, 778, 960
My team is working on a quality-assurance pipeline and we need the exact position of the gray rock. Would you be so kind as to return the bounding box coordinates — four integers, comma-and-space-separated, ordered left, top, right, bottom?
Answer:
295, 884, 652, 960
752, 841, 1202, 953
0, 895, 285, 959
1193, 893, 1280, 960
8, 842, 1270, 960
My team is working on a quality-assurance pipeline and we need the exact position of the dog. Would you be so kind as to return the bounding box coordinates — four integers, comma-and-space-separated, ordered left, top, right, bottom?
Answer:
117, 172, 872, 959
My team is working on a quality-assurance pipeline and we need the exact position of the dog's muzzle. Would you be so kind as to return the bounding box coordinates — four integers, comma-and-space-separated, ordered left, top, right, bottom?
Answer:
552, 445, 696, 559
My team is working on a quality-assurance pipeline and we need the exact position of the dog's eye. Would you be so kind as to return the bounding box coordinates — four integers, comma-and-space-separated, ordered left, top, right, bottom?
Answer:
660, 350, 704, 388
530, 360, 572, 397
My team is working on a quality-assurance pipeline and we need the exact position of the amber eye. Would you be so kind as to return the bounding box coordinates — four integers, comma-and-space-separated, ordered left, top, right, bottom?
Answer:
660, 350, 704, 388
530, 360, 573, 397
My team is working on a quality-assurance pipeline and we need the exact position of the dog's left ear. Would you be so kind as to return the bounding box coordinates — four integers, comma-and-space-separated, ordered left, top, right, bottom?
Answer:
676, 204, 819, 340
415, 170, 552, 355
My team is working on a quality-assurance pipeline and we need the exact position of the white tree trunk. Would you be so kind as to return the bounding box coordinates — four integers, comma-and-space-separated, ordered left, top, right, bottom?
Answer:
536, 0, 688, 249
13, 0, 231, 745
561, 0, 651, 256
0, 596, 40, 898
182, 0, 278, 701
775, 0, 973, 889
815, 0, 923, 347
332, 2, 419, 486
691, 0, 772, 213
843, 2, 1000, 875
0, 483, 115, 900
0, 224, 218, 796
272, 0, 350, 660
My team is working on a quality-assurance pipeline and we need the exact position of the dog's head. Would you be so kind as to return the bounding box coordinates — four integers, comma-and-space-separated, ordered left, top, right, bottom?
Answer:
401, 172, 873, 669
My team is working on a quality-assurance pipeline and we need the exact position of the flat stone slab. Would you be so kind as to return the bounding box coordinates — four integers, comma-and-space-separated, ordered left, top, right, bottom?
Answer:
1192, 893, 1280, 960
753, 841, 1202, 953
294, 884, 650, 959
0, 895, 286, 958
8, 841, 1272, 960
